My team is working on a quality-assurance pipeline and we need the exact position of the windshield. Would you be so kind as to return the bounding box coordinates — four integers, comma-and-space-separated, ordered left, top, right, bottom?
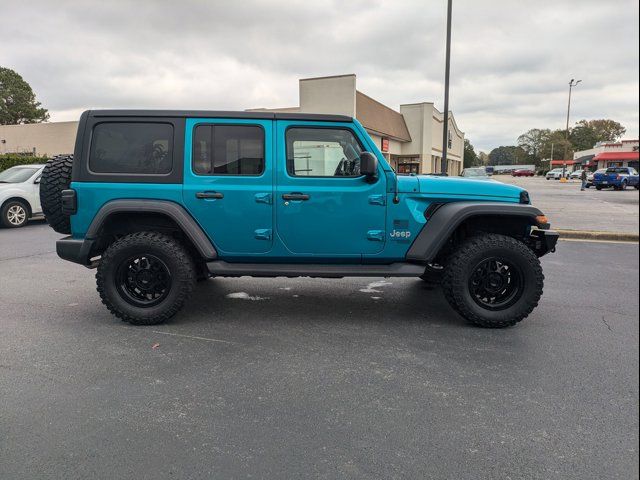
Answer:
606, 167, 628, 173
0, 166, 39, 183
463, 168, 487, 177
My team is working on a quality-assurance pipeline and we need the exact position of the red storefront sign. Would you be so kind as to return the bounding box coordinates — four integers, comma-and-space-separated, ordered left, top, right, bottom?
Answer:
381, 138, 389, 152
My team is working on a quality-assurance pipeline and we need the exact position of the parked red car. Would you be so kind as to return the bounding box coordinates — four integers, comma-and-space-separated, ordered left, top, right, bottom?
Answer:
512, 169, 535, 177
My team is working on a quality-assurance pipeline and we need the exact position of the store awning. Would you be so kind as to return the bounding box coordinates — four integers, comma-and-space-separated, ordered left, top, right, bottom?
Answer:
593, 151, 639, 161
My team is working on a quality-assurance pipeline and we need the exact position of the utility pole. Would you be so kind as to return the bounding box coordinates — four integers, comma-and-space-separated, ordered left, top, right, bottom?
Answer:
441, 0, 453, 174
564, 78, 581, 159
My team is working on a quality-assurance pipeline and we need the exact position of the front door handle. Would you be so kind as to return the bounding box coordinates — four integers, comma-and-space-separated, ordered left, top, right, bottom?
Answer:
282, 193, 310, 201
196, 191, 224, 199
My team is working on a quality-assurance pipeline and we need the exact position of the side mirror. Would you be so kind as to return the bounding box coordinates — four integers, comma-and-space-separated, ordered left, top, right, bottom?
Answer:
360, 152, 378, 177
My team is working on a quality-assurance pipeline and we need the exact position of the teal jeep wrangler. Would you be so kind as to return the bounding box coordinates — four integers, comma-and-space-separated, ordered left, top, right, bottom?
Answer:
40, 110, 558, 327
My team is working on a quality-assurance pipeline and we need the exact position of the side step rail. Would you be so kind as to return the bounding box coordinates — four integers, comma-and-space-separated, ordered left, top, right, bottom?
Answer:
206, 261, 425, 278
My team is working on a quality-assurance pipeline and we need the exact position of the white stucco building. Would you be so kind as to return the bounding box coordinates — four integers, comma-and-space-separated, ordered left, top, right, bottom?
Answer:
0, 121, 78, 157
571, 139, 639, 170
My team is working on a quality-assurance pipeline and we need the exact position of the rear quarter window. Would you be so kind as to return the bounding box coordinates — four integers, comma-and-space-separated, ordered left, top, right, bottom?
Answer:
89, 122, 174, 174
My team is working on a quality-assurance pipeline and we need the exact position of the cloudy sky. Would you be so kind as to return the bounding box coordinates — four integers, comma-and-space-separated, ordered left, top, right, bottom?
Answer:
3, 0, 638, 151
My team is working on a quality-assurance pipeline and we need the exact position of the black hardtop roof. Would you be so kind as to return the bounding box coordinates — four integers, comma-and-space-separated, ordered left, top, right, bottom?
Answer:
85, 109, 352, 122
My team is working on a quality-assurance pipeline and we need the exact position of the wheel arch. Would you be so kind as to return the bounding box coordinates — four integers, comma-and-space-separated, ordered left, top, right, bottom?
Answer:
406, 202, 545, 263
1, 196, 33, 217
87, 199, 217, 261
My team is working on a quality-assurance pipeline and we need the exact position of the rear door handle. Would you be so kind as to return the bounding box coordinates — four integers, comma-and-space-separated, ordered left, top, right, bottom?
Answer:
282, 193, 310, 201
196, 191, 224, 199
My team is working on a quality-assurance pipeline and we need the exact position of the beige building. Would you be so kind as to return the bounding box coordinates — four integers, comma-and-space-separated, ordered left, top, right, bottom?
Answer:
250, 74, 465, 175
0, 74, 464, 174
0, 121, 77, 157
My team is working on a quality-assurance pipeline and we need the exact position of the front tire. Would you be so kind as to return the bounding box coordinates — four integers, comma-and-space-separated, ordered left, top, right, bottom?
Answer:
96, 232, 196, 325
442, 234, 543, 328
1, 199, 29, 228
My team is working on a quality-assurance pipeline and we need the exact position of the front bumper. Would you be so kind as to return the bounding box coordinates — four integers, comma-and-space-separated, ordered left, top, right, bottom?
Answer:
530, 228, 559, 256
56, 236, 95, 266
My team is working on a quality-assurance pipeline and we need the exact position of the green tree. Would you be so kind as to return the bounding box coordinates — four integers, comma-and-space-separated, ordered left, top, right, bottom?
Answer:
463, 139, 480, 168
0, 67, 49, 125
570, 119, 626, 151
517, 128, 551, 163
488, 145, 528, 165
539, 130, 571, 162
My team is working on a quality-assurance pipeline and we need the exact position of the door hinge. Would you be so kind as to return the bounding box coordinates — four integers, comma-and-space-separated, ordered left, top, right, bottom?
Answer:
368, 194, 386, 206
255, 193, 272, 205
254, 229, 272, 240
367, 230, 385, 241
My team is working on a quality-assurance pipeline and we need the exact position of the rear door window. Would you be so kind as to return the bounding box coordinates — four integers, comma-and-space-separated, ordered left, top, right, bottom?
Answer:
192, 125, 264, 175
89, 122, 173, 174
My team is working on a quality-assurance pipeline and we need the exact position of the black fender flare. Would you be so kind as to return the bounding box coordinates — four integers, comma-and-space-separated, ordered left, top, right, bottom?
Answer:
406, 202, 544, 262
86, 199, 217, 260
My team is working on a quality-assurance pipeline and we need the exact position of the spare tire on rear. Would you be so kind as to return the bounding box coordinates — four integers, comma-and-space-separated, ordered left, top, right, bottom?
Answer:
40, 154, 74, 234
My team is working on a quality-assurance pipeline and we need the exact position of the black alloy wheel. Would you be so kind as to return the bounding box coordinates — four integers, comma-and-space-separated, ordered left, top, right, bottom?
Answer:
468, 257, 524, 311
116, 254, 172, 307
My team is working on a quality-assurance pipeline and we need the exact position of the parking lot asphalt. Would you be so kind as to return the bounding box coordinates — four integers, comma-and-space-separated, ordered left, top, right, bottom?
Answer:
1, 222, 638, 480
495, 176, 639, 234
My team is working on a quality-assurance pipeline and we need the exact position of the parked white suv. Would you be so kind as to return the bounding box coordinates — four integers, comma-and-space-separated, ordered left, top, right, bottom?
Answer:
0, 164, 45, 228
545, 168, 570, 180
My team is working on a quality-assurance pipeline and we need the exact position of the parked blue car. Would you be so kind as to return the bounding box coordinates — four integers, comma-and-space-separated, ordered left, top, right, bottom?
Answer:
39, 110, 558, 328
593, 167, 640, 190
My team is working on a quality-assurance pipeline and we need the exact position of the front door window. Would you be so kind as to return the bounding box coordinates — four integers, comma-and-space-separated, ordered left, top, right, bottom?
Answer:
286, 128, 363, 177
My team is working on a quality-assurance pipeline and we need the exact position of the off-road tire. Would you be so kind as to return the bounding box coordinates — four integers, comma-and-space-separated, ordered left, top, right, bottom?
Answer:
1, 199, 30, 228
442, 234, 544, 328
40, 154, 73, 234
96, 232, 196, 325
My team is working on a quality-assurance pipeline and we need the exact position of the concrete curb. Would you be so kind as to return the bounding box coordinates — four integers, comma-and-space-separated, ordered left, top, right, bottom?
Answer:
556, 229, 639, 242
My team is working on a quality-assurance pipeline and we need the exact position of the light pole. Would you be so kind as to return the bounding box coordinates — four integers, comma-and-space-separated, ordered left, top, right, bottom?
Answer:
564, 78, 581, 159
441, 0, 453, 175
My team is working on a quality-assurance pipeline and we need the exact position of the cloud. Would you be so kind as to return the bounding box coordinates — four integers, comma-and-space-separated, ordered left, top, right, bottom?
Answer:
2, 0, 638, 151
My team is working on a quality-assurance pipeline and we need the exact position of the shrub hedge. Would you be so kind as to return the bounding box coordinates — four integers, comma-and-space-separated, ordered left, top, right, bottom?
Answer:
0, 154, 49, 172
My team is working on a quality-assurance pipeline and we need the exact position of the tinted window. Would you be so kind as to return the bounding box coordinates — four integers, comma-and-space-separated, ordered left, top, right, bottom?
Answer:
89, 123, 173, 174
193, 125, 264, 175
286, 128, 364, 177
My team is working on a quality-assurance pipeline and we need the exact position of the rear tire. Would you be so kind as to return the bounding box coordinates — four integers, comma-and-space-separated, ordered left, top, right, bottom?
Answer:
40, 154, 73, 234
442, 234, 543, 328
96, 232, 196, 325
1, 199, 30, 228
596, 185, 602, 190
